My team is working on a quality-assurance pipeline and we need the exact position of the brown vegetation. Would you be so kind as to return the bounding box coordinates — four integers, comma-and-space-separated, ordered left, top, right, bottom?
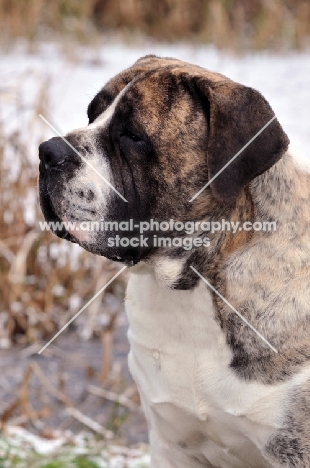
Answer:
0, 76, 127, 348
1, 0, 310, 50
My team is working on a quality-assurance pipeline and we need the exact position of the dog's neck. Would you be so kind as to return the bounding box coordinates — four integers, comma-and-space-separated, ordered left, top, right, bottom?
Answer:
150, 149, 310, 289
250, 150, 310, 227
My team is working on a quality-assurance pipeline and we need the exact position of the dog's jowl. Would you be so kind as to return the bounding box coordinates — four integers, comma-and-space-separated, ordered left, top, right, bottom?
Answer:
39, 55, 310, 468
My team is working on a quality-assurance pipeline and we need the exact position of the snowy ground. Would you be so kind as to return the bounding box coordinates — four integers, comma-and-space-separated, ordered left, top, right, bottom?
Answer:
2, 39, 310, 159
0, 425, 150, 468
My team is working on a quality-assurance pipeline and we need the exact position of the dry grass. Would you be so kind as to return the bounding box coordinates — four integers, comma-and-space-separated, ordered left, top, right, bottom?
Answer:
0, 69, 137, 443
0, 0, 310, 51
0, 61, 141, 449
0, 74, 127, 349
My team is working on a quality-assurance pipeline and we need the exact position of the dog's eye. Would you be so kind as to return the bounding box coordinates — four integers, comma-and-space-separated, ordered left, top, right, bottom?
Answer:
121, 129, 141, 142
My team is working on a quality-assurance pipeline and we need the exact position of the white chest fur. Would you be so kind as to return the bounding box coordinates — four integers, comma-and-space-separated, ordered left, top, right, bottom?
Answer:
126, 263, 310, 468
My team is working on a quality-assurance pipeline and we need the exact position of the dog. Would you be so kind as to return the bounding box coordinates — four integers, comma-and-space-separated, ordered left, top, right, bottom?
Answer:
38, 55, 310, 467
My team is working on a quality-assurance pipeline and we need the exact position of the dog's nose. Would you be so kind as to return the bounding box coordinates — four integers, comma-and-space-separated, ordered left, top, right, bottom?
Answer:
39, 137, 73, 169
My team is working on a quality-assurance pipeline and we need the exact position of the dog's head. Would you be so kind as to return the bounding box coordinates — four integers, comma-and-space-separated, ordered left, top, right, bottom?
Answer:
39, 55, 289, 267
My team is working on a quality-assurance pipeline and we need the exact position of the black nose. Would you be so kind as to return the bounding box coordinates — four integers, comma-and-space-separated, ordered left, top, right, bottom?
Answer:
39, 137, 75, 169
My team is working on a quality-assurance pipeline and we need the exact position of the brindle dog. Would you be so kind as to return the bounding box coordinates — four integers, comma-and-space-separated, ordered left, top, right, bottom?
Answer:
39, 56, 310, 468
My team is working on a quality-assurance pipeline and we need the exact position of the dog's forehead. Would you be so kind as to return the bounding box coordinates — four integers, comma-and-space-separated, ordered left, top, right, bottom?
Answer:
88, 56, 230, 121
110, 56, 228, 92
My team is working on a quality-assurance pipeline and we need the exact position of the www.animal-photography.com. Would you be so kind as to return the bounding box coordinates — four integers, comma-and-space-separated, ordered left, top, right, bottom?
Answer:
1, 2, 310, 467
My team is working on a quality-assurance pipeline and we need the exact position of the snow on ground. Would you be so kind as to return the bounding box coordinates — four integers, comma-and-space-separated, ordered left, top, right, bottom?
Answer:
0, 425, 150, 468
1, 40, 310, 158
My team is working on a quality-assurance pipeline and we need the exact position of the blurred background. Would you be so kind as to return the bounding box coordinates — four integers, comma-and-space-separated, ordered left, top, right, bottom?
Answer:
0, 1, 310, 466
1, 0, 310, 50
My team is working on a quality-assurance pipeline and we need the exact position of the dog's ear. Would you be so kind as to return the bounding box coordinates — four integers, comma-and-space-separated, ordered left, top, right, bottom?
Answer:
195, 77, 289, 202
